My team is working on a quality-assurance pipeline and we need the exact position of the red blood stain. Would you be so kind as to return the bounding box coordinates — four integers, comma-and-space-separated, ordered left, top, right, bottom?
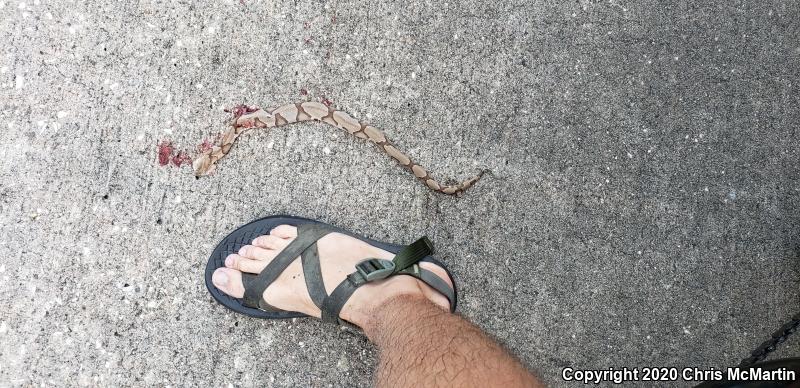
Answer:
321, 97, 333, 107
239, 0, 246, 5
224, 104, 259, 119
198, 138, 214, 153
331, 15, 337, 23
197, 133, 222, 152
171, 150, 192, 167
303, 21, 311, 29
304, 36, 313, 44
299, 88, 308, 96
157, 140, 174, 166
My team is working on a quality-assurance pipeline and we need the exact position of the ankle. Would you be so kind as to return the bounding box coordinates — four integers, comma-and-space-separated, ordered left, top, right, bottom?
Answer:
339, 275, 422, 326
341, 275, 434, 330
360, 293, 443, 341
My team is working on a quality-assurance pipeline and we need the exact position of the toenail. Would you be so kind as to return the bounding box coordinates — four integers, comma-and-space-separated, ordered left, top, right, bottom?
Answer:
238, 246, 248, 255
212, 271, 228, 287
225, 255, 235, 267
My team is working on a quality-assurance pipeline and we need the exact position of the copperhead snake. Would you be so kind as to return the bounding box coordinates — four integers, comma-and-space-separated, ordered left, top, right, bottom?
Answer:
192, 102, 484, 195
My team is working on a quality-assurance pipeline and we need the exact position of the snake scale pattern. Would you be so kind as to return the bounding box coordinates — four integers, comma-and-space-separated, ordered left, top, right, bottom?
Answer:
192, 102, 483, 195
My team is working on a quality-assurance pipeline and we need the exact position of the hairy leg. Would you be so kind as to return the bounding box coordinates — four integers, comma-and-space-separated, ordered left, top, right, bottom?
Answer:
364, 295, 543, 388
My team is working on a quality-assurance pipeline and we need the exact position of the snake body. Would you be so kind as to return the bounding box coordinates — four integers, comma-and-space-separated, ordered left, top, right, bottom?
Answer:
192, 102, 483, 195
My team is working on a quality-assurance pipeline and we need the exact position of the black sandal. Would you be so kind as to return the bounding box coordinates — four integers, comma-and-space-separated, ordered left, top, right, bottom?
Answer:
204, 215, 457, 326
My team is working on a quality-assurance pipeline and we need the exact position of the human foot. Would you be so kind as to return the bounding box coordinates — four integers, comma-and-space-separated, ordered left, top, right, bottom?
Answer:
210, 224, 453, 330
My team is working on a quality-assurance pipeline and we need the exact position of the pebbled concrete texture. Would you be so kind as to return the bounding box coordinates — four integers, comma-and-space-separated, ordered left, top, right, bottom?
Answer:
1, 0, 798, 386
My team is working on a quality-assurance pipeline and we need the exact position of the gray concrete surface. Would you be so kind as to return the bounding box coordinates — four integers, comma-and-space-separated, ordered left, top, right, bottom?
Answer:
1, 0, 798, 386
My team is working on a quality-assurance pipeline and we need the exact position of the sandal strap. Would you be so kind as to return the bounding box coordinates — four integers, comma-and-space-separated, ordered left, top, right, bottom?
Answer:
320, 236, 448, 325
320, 276, 360, 324
242, 223, 333, 308
416, 268, 456, 312
242, 273, 282, 311
301, 241, 327, 308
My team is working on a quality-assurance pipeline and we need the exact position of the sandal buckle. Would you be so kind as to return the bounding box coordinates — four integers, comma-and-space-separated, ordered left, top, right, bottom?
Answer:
355, 258, 396, 282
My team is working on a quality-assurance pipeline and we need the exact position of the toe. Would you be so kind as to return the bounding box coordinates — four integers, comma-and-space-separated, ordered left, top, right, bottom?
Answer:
239, 244, 278, 261
252, 235, 290, 250
225, 253, 268, 274
270, 225, 297, 239
212, 268, 245, 298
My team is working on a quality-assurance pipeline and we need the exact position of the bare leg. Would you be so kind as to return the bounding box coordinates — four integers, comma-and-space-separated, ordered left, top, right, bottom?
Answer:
364, 295, 543, 388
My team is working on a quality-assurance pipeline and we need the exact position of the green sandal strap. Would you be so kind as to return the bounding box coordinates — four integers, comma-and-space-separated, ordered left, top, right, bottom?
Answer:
242, 223, 332, 309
